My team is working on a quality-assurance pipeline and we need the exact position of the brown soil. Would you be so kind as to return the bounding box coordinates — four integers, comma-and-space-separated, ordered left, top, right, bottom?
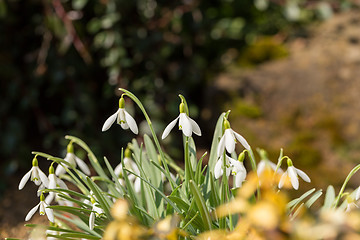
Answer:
216, 9, 360, 190
0, 176, 48, 239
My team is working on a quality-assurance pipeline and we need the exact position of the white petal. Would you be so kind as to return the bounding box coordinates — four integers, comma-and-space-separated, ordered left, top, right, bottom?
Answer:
214, 159, 223, 179
102, 109, 120, 132
25, 203, 40, 221
89, 212, 95, 230
65, 153, 76, 167
179, 113, 192, 137
356, 187, 360, 201
114, 163, 122, 176
19, 169, 32, 190
55, 164, 66, 176
233, 130, 250, 150
118, 109, 129, 129
288, 166, 299, 190
38, 168, 49, 188
134, 178, 141, 193
278, 172, 287, 189
257, 160, 266, 176
75, 156, 91, 175
57, 179, 68, 190
295, 168, 311, 183
49, 174, 57, 189
224, 129, 235, 153
31, 167, 41, 186
161, 116, 179, 139
189, 117, 201, 136
45, 205, 54, 222
45, 193, 55, 205
217, 135, 225, 157
124, 110, 138, 134
234, 171, 247, 188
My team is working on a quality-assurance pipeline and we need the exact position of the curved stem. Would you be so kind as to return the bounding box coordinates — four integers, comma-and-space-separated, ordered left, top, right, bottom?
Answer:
119, 88, 176, 190
334, 163, 360, 207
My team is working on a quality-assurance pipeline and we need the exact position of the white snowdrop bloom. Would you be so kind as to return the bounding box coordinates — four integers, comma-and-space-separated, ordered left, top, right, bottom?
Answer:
102, 96, 138, 134
229, 157, 247, 188
257, 159, 283, 176
161, 102, 201, 139
114, 149, 142, 193
55, 143, 90, 176
217, 118, 250, 157
214, 155, 232, 179
25, 193, 54, 223
89, 198, 104, 230
46, 164, 71, 205
19, 157, 49, 190
278, 159, 311, 190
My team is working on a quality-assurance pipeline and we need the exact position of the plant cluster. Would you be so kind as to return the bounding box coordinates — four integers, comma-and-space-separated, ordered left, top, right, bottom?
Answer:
8, 89, 360, 240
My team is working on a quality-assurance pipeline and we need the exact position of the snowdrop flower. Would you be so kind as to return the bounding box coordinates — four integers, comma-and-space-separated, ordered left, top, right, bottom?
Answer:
217, 118, 250, 157
214, 155, 232, 179
229, 153, 247, 188
25, 193, 54, 223
161, 101, 201, 139
345, 195, 359, 212
46, 164, 70, 205
114, 148, 141, 193
89, 197, 104, 230
278, 158, 311, 190
102, 96, 138, 134
19, 156, 49, 190
55, 143, 91, 176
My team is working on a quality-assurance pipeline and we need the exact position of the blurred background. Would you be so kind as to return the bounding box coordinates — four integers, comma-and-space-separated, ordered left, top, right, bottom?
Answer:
2, 0, 360, 237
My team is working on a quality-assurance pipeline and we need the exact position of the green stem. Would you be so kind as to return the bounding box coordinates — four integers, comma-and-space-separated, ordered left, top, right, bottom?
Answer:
334, 163, 360, 207
120, 88, 176, 190
248, 148, 260, 200
184, 136, 194, 191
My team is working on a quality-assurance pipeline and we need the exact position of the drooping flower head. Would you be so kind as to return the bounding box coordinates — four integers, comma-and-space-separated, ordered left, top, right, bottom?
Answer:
25, 192, 54, 223
114, 148, 141, 193
230, 151, 247, 188
278, 158, 311, 190
217, 117, 250, 157
89, 196, 104, 230
102, 95, 138, 134
55, 142, 91, 176
19, 156, 49, 190
162, 97, 201, 139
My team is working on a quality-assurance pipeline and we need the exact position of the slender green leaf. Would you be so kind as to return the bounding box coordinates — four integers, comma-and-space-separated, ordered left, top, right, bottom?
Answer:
189, 180, 212, 230
305, 190, 323, 208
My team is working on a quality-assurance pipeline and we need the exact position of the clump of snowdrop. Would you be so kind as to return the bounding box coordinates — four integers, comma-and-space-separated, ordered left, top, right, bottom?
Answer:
55, 142, 90, 176
278, 157, 311, 190
25, 192, 54, 223
19, 156, 49, 190
162, 98, 201, 139
102, 95, 138, 134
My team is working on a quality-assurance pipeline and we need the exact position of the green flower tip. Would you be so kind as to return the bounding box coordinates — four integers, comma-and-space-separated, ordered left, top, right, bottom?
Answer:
40, 193, 45, 201
67, 143, 74, 153
124, 148, 132, 158
286, 157, 293, 167
119, 96, 125, 109
32, 157, 38, 167
223, 118, 231, 130
179, 102, 185, 113
238, 151, 245, 162
49, 164, 55, 174
91, 197, 96, 205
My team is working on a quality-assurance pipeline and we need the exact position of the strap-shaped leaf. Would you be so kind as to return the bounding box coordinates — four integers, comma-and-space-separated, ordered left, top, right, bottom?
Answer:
189, 180, 212, 230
